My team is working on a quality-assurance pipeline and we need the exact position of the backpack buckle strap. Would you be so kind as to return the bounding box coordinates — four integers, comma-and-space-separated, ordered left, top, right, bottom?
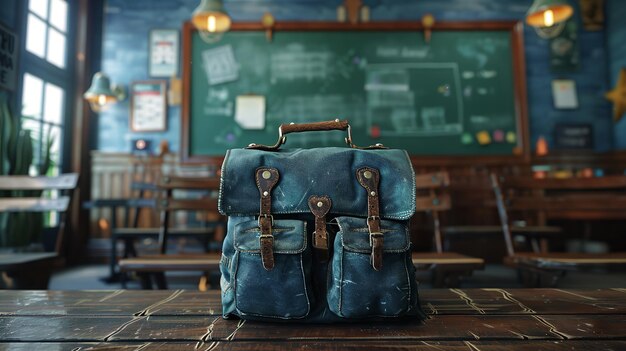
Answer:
256, 168, 279, 270
308, 195, 332, 260
357, 167, 384, 271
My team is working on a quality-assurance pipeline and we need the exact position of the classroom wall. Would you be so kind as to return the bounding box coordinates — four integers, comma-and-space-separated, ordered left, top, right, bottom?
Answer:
608, 0, 626, 149
98, 0, 613, 153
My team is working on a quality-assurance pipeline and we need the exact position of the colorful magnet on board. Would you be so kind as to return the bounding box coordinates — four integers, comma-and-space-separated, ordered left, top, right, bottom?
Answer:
461, 133, 473, 144
493, 129, 504, 142
370, 125, 381, 138
506, 131, 517, 144
476, 131, 491, 145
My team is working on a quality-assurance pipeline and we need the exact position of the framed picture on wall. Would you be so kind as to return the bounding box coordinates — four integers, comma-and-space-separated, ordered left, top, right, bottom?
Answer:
130, 81, 167, 132
149, 29, 179, 77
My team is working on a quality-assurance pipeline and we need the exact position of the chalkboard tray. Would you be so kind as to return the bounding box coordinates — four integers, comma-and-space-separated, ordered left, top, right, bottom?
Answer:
181, 21, 529, 162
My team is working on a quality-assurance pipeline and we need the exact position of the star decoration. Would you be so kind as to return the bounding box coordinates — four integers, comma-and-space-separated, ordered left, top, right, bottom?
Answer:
606, 68, 626, 122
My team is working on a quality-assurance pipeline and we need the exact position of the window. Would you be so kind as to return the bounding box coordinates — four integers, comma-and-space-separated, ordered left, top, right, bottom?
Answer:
20, 0, 72, 176
21, 73, 63, 176
26, 0, 68, 68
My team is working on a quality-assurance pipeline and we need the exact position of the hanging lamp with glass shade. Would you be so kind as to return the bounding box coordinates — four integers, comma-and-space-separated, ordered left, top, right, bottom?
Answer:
83, 72, 123, 113
526, 0, 574, 39
191, 0, 232, 43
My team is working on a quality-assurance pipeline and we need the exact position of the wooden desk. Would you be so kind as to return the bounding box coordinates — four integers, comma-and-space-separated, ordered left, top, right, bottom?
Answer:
0, 289, 625, 349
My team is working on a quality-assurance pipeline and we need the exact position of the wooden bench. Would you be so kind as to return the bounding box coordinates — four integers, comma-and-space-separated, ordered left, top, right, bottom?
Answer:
118, 176, 225, 289
443, 174, 562, 254
411, 172, 484, 287
491, 173, 626, 286
85, 182, 222, 283
0, 173, 78, 289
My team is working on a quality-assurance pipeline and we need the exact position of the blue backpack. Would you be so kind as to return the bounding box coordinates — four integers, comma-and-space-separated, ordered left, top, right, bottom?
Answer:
218, 120, 425, 322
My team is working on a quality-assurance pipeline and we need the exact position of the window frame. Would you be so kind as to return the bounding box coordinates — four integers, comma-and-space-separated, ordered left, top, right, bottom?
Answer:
16, 0, 77, 174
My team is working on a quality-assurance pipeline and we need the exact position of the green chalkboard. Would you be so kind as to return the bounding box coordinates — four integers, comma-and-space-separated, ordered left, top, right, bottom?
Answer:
182, 22, 528, 160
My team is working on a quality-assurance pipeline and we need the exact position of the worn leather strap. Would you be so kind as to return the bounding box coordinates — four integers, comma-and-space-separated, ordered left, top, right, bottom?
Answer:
256, 167, 279, 270
308, 195, 332, 258
357, 167, 383, 271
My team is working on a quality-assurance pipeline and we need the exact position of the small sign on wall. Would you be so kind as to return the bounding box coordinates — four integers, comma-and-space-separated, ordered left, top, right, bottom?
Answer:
0, 22, 18, 91
552, 79, 579, 109
554, 123, 593, 150
149, 29, 179, 77
130, 81, 167, 132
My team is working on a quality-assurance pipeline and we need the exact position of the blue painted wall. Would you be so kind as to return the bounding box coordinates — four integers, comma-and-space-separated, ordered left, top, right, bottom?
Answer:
99, 0, 614, 153
608, 0, 626, 149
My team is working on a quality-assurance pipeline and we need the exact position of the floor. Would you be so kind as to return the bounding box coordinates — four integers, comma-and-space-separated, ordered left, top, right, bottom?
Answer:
48, 264, 626, 290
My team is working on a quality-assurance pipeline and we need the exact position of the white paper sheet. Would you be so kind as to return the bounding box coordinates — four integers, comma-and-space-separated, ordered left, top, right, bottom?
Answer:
235, 95, 266, 130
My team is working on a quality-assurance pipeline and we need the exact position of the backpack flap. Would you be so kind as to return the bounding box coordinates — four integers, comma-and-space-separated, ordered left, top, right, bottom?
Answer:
218, 147, 415, 220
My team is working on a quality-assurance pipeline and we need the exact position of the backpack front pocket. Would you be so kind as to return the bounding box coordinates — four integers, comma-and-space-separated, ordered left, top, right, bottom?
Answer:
327, 217, 415, 318
233, 219, 312, 319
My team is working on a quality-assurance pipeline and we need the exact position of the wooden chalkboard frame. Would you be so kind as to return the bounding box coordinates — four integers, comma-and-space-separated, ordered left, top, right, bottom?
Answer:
181, 21, 529, 165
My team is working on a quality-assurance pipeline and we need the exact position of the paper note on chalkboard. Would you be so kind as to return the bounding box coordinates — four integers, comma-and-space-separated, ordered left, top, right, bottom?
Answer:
235, 95, 265, 130
201, 45, 239, 85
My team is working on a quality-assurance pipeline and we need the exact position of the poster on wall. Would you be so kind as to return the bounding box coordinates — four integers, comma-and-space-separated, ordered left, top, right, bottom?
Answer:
550, 21, 580, 73
0, 22, 18, 91
130, 81, 167, 132
149, 29, 179, 77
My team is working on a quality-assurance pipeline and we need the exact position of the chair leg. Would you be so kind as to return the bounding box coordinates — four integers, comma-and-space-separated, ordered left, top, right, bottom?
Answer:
120, 271, 128, 289
138, 273, 152, 289
154, 272, 168, 289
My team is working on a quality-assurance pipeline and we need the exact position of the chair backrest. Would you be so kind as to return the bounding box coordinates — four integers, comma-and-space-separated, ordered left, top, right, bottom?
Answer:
490, 173, 626, 256
0, 173, 79, 253
156, 175, 223, 253
415, 171, 451, 253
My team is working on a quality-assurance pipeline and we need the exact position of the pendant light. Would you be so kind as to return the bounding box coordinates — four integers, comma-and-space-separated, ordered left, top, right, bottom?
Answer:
191, 0, 232, 43
526, 0, 574, 39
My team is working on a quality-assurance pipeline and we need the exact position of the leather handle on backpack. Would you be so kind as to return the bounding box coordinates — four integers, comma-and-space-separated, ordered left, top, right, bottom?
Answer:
246, 119, 387, 151
281, 120, 349, 134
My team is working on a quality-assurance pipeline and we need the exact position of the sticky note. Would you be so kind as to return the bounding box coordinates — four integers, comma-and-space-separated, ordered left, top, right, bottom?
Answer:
370, 125, 381, 138
476, 131, 491, 145
493, 129, 504, 142
506, 131, 517, 144
461, 133, 473, 144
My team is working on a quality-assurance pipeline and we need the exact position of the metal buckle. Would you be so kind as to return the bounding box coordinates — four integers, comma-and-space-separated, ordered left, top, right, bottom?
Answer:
257, 214, 274, 228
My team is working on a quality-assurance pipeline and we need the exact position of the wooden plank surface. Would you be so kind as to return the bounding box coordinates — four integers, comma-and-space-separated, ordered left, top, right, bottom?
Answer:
0, 289, 623, 349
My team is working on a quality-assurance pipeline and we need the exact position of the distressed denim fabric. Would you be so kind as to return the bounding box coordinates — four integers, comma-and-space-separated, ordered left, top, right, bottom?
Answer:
219, 147, 425, 322
219, 148, 415, 220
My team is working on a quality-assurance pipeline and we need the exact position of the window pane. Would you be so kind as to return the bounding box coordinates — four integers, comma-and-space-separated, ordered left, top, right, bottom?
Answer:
21, 117, 42, 175
29, 0, 49, 19
26, 14, 47, 58
46, 28, 66, 68
22, 73, 44, 118
44, 124, 62, 174
44, 83, 64, 125
49, 0, 67, 32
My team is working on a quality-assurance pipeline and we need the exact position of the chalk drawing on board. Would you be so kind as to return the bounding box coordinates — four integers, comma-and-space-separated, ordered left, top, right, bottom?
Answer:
366, 63, 464, 137
270, 94, 363, 146
457, 37, 507, 69
270, 44, 332, 83
201, 45, 239, 85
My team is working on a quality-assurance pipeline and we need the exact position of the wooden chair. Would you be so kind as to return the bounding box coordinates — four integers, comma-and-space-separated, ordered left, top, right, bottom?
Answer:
118, 175, 225, 289
0, 173, 79, 289
442, 174, 561, 254
411, 172, 484, 287
490, 173, 626, 287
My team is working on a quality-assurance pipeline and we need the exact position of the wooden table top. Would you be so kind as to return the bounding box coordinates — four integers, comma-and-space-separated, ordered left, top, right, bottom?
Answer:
0, 289, 625, 350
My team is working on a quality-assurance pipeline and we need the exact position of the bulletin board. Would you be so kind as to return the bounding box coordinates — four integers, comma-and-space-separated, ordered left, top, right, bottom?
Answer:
181, 21, 529, 162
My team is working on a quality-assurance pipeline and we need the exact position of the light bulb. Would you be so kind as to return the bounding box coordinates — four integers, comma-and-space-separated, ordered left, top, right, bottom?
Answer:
208, 16, 216, 32
544, 9, 554, 27
98, 95, 107, 106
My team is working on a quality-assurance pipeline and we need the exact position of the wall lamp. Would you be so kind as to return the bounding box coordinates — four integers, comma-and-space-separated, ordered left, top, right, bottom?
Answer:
83, 72, 125, 113
526, 0, 574, 39
191, 0, 232, 43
